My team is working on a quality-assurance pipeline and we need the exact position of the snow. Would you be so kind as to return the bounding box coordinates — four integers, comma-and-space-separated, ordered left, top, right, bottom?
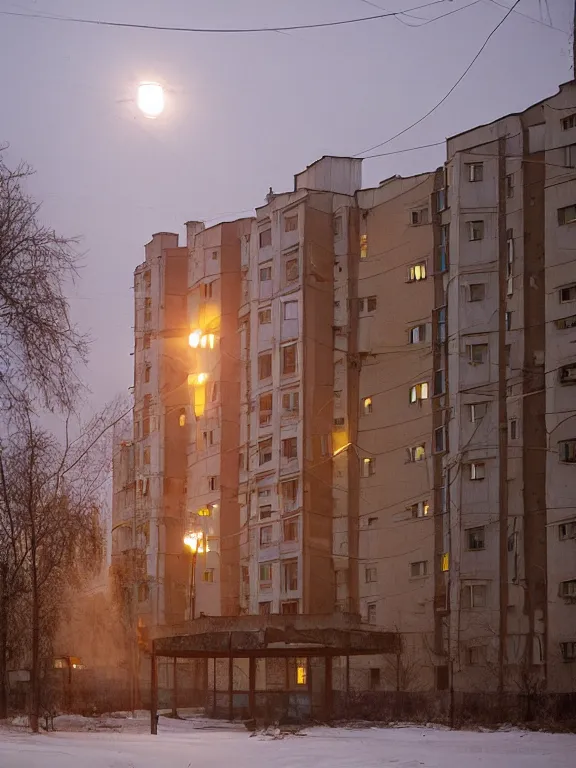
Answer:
0, 717, 574, 768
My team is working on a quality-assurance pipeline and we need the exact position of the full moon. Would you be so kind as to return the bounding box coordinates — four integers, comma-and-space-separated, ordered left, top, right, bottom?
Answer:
137, 82, 164, 119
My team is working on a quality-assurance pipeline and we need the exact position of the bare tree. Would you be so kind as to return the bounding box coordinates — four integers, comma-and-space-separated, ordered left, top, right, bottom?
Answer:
0, 149, 88, 411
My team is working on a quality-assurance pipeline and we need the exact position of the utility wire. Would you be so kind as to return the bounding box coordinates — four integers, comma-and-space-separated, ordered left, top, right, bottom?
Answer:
353, 0, 522, 157
0, 1, 452, 34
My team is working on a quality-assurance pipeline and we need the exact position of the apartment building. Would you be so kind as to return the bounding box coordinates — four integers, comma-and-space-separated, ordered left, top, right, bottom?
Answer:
441, 80, 576, 694
237, 157, 362, 618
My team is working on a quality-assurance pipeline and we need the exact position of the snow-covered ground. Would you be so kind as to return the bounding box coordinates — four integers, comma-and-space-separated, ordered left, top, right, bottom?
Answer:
0, 717, 574, 768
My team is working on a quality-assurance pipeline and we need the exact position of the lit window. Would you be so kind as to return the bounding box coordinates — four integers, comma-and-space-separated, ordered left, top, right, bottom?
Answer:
360, 234, 368, 259
468, 221, 484, 241
409, 325, 426, 344
410, 501, 429, 518
178, 409, 186, 427
362, 396, 373, 415
259, 308, 271, 324
441, 553, 449, 572
410, 561, 428, 578
470, 462, 485, 480
284, 215, 298, 232
296, 659, 307, 685
408, 262, 427, 282
259, 229, 272, 248
469, 283, 485, 302
365, 566, 377, 583
409, 382, 429, 403
202, 569, 214, 583
467, 526, 485, 550
361, 457, 374, 477
467, 163, 483, 182
467, 343, 488, 364
559, 439, 576, 463
407, 445, 426, 462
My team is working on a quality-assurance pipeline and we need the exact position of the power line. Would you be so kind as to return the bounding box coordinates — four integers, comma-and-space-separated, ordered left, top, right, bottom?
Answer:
0, 1, 453, 34
353, 0, 522, 157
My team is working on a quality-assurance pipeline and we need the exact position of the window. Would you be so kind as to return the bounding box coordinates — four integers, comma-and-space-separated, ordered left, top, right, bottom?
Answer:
178, 409, 186, 427
407, 444, 426, 462
285, 257, 299, 283
410, 561, 428, 578
333, 417, 345, 429
510, 419, 518, 440
410, 501, 430, 519
143, 447, 150, 465
144, 297, 152, 323
556, 314, 576, 330
506, 173, 514, 198
333, 215, 343, 237
467, 526, 485, 551
362, 396, 373, 415
259, 265, 272, 282
283, 517, 298, 542
259, 563, 272, 584
259, 393, 273, 426
560, 284, 576, 303
365, 566, 377, 583
259, 438, 273, 465
467, 163, 483, 182
284, 214, 298, 232
560, 363, 576, 384
210, 382, 219, 402
558, 205, 576, 225
143, 270, 151, 289
258, 352, 272, 380
283, 301, 298, 321
281, 343, 297, 376
259, 308, 271, 324
441, 553, 449, 572
367, 603, 377, 624
507, 230, 514, 295
462, 584, 487, 609
295, 657, 307, 683
208, 475, 219, 491
259, 504, 272, 520
201, 282, 214, 299
202, 569, 214, 583
435, 306, 446, 342
561, 114, 576, 130
359, 296, 377, 314
283, 560, 298, 591
361, 457, 374, 477
409, 324, 426, 344
281, 479, 298, 508
505, 311, 512, 331
360, 233, 368, 259
437, 224, 449, 272
144, 365, 151, 383
467, 343, 488, 364
565, 144, 576, 167
260, 525, 273, 548
468, 646, 487, 666
408, 262, 427, 282
143, 333, 151, 349
434, 369, 445, 395
435, 188, 446, 212
468, 221, 484, 241
559, 580, 576, 598
282, 437, 298, 461
559, 439, 576, 463
410, 207, 429, 225
505, 345, 511, 368
469, 403, 487, 422
259, 601, 271, 615
559, 521, 576, 540
434, 427, 446, 453
138, 583, 149, 602
282, 391, 299, 415
259, 228, 272, 247
470, 462, 485, 480
560, 642, 576, 662
367, 516, 378, 526
409, 382, 429, 403
469, 283, 486, 302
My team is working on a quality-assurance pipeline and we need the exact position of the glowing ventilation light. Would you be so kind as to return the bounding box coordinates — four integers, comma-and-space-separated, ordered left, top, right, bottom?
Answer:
137, 82, 164, 119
